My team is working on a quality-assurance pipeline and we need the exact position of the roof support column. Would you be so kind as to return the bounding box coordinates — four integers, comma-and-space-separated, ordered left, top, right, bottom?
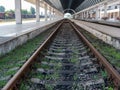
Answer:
52, 8, 54, 20
96, 7, 100, 20
104, 3, 108, 17
76, 14, 78, 19
54, 10, 57, 19
15, 0, 22, 24
119, 2, 120, 17
52, 8, 55, 20
90, 10, 92, 19
83, 12, 85, 19
109, 13, 111, 19
49, 6, 52, 20
85, 12, 87, 19
86, 11, 89, 19
99, 6, 102, 19
44, 3, 48, 21
84, 12, 86, 19
36, 0, 40, 22
113, 11, 116, 19
82, 12, 84, 19
55, 10, 58, 18
78, 13, 80, 19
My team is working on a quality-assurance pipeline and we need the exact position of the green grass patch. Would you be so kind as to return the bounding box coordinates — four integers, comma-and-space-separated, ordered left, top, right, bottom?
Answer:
0, 28, 53, 87
79, 28, 120, 68
0, 81, 7, 88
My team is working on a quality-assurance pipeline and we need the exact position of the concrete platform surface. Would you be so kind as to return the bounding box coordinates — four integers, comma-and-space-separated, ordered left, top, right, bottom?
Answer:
82, 19, 120, 27
0, 19, 62, 44
0, 19, 63, 55
72, 19, 120, 39
0, 19, 61, 37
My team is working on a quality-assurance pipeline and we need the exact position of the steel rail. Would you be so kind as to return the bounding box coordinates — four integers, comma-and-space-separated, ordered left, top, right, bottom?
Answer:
70, 21, 120, 89
2, 20, 64, 90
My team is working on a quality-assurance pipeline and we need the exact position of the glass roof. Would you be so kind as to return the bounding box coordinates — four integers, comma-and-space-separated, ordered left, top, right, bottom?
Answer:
44, 0, 105, 13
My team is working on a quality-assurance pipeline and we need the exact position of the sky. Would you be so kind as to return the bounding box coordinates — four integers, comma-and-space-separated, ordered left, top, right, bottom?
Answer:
0, 0, 45, 14
0, 0, 35, 10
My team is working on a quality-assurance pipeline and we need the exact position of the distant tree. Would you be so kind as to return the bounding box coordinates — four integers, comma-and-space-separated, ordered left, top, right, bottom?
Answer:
28, 11, 32, 14
5, 11, 10, 19
30, 7, 35, 15
0, 6, 5, 12
22, 9, 28, 15
9, 10, 15, 14
5, 10, 15, 19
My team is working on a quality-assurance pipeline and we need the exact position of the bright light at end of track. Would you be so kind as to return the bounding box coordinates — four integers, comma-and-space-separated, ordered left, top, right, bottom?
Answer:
64, 13, 73, 19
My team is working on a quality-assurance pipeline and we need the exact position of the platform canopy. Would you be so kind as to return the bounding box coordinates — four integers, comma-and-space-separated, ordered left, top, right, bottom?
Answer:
26, 0, 105, 14
45, 0, 105, 13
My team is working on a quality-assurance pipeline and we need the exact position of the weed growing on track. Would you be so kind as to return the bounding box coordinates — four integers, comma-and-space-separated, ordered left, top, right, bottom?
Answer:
79, 28, 120, 69
0, 29, 52, 88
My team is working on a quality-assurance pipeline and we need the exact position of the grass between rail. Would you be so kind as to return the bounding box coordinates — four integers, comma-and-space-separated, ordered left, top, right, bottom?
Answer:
0, 28, 53, 88
78, 27, 120, 69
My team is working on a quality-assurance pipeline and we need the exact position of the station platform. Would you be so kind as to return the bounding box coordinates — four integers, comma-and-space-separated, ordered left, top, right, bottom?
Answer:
81, 19, 120, 28
71, 19, 120, 39
0, 19, 63, 55
0, 19, 62, 44
0, 19, 61, 37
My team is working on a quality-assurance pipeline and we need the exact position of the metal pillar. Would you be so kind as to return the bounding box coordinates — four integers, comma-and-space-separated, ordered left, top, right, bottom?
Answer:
96, 7, 99, 20
56, 10, 58, 19
84, 12, 86, 19
118, 1, 120, 18
52, 8, 54, 20
15, 0, 22, 24
74, 14, 77, 19
83, 12, 85, 19
87, 11, 89, 19
85, 12, 87, 19
99, 6, 101, 19
49, 6, 52, 20
44, 3, 47, 21
90, 10, 93, 19
104, 3, 107, 17
82, 12, 84, 19
54, 10, 57, 19
85, 12, 86, 19
36, 0, 40, 22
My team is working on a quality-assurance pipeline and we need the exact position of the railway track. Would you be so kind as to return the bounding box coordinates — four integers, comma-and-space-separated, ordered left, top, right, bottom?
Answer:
2, 19, 120, 90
